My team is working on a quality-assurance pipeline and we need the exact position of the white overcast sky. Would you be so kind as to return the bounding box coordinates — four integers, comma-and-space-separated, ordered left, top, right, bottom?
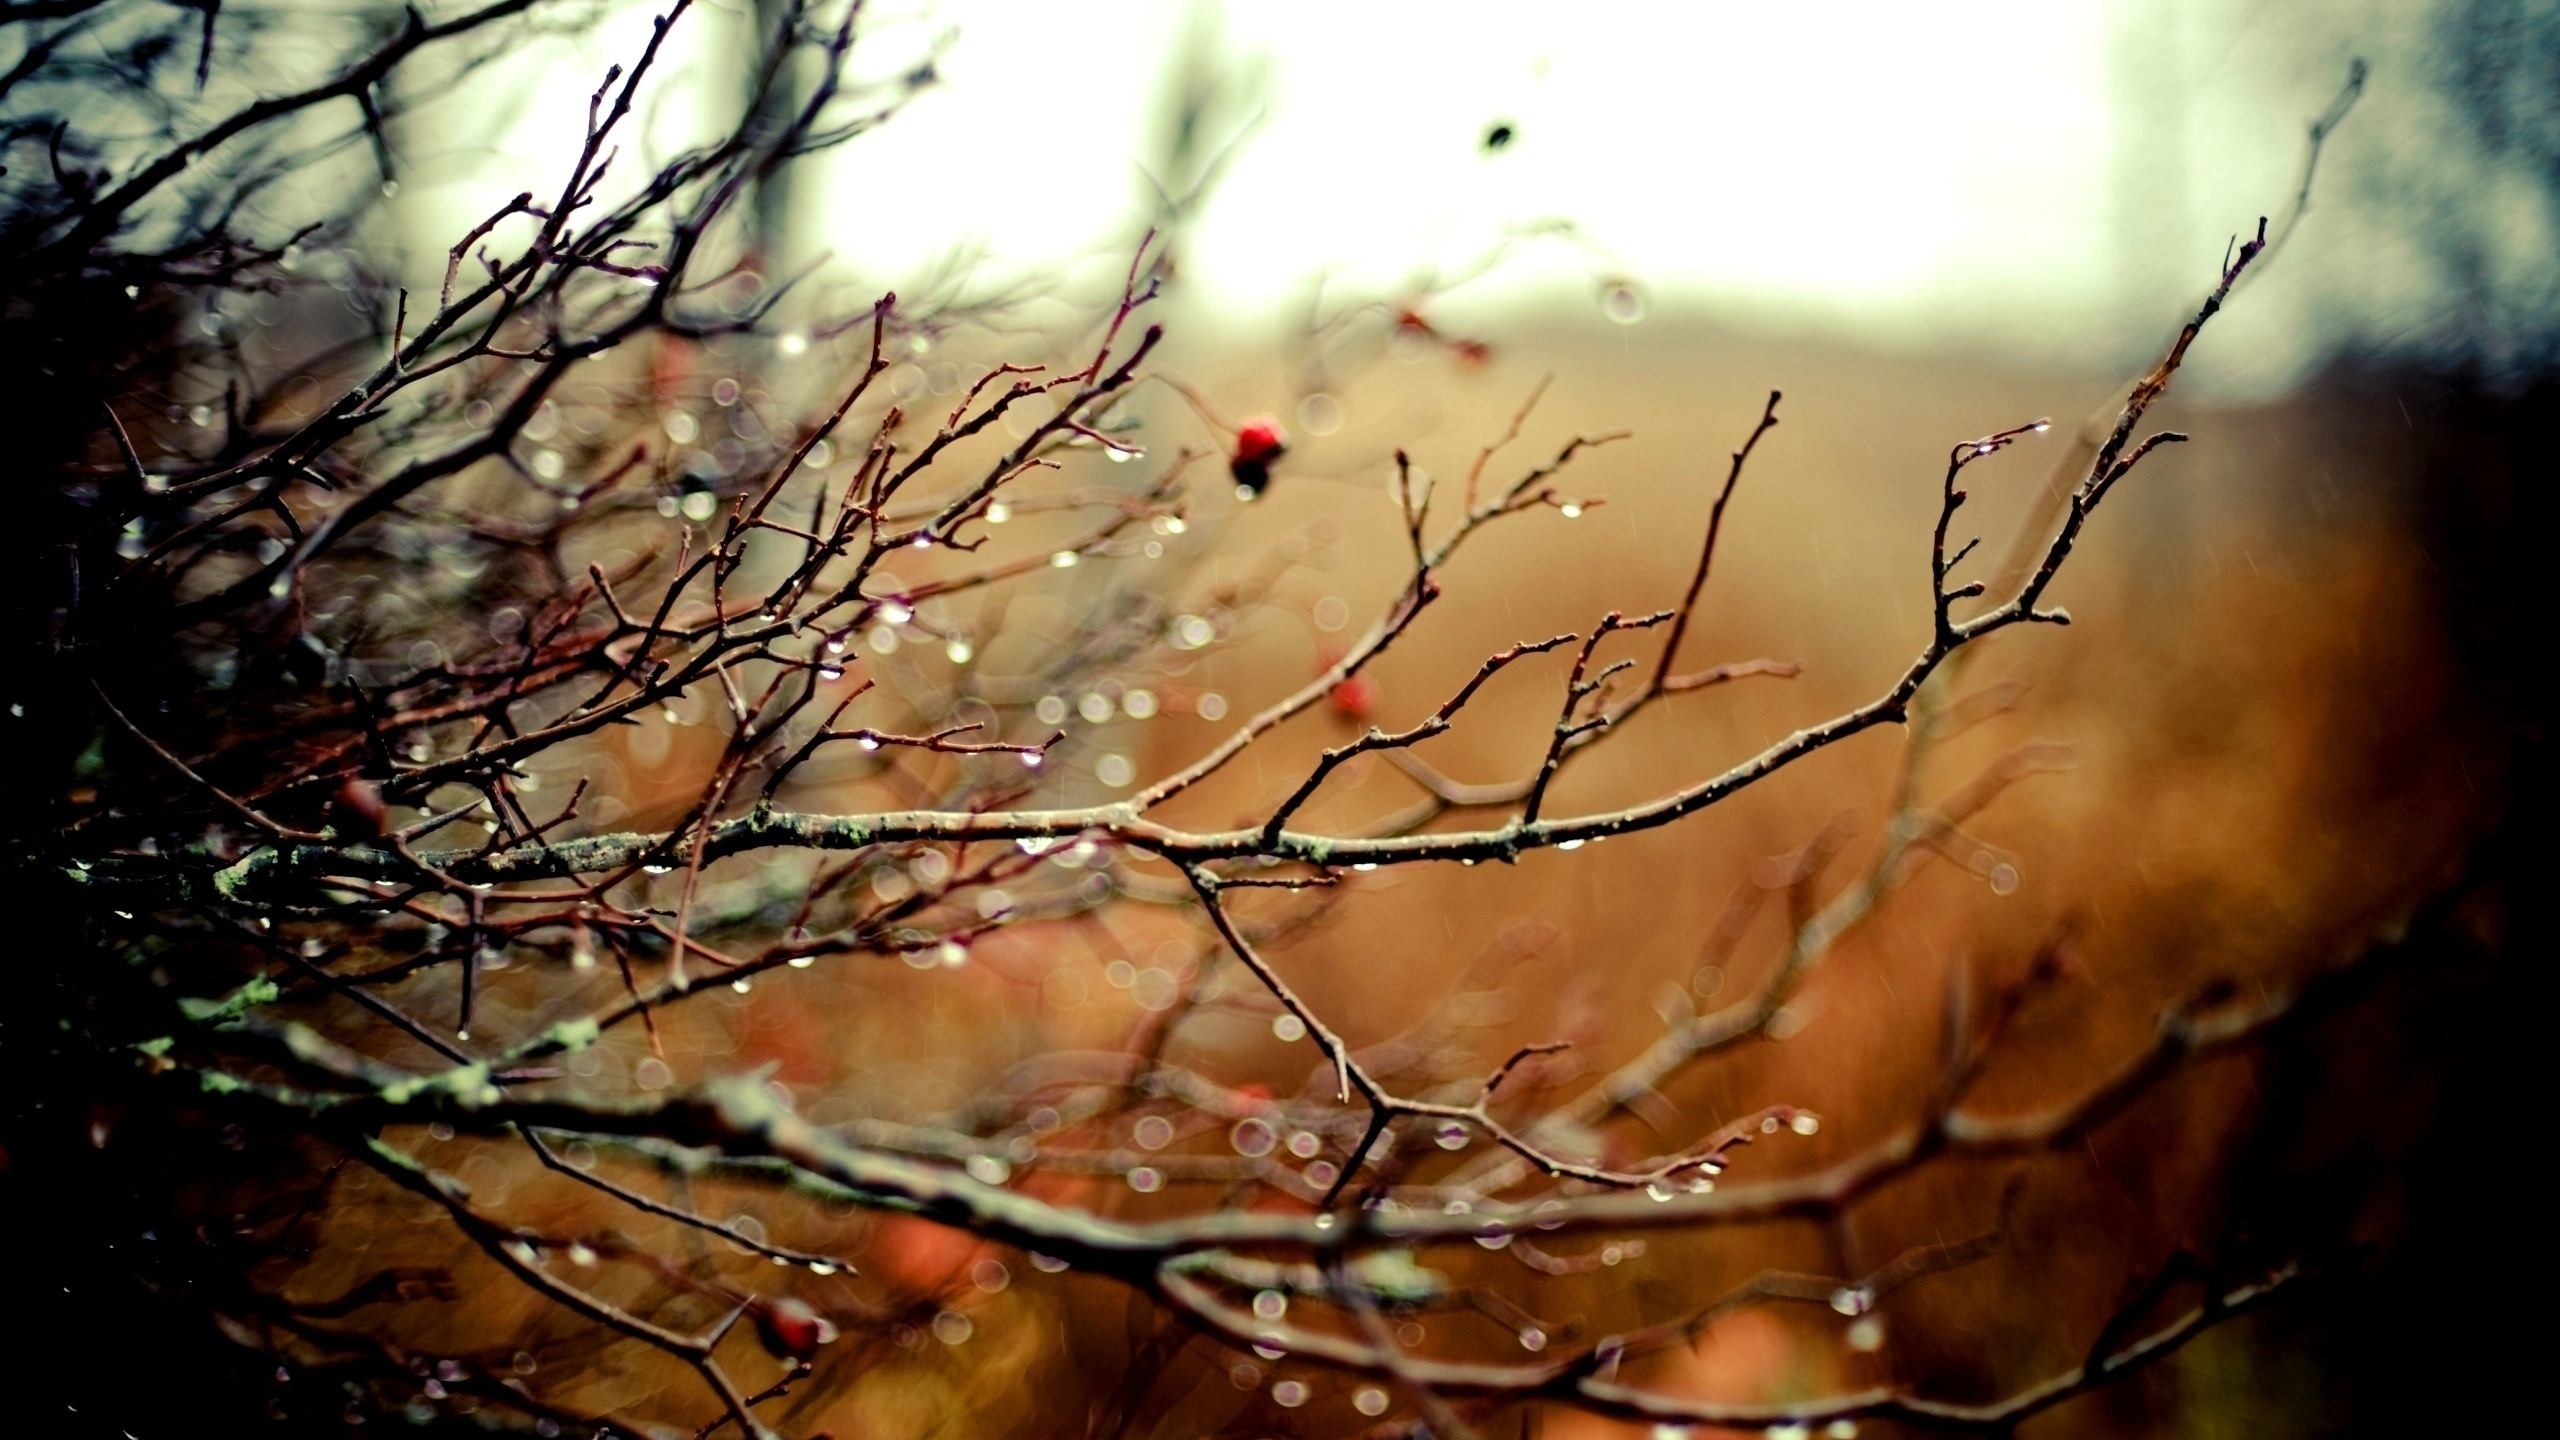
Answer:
426, 0, 2397, 386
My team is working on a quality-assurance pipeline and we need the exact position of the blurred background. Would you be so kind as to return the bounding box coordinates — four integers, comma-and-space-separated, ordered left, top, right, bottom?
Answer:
402, 0, 2555, 389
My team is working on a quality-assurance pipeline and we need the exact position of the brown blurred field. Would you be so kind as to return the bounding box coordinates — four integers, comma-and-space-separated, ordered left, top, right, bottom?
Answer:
252, 311, 2511, 1440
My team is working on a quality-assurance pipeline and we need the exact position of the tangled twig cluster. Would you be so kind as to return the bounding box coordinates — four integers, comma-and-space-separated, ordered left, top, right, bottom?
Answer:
4, 4, 2428, 1437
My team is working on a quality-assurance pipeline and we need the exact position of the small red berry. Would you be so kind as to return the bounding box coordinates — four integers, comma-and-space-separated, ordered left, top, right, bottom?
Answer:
332, 776, 387, 837
1230, 416, 1287, 496
1328, 673, 1377, 720
752, 1296, 837, 1362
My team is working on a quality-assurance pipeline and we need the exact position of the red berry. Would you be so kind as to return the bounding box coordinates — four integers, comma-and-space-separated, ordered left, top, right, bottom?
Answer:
333, 777, 387, 837
1234, 417, 1286, 465
1230, 416, 1287, 495
752, 1296, 837, 1361
1328, 673, 1377, 720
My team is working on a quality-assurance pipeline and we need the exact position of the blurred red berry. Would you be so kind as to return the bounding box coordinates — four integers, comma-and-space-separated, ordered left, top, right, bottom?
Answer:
752, 1295, 837, 1361
332, 776, 386, 837
1328, 673, 1377, 720
1230, 416, 1287, 496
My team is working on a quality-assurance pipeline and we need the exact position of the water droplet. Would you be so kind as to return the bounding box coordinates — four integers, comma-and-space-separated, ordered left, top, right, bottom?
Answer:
1271, 1014, 1307, 1043
1196, 691, 1228, 721
1050, 550, 1080, 569
1122, 688, 1159, 719
787, 955, 814, 969
730, 978, 751, 994
1126, 1165, 1163, 1193
1297, 392, 1345, 436
963, 1153, 1009, 1185
971, 1257, 1010, 1293
1830, 1285, 1873, 1316
1791, 1113, 1821, 1136
1230, 1118, 1277, 1158
1600, 280, 1648, 325
566, 1242, 597, 1266
1826, 1422, 1860, 1440
938, 940, 969, 968
1761, 1117, 1782, 1134
1171, 615, 1215, 650
1034, 695, 1069, 725
1286, 1130, 1322, 1160
1771, 1424, 1811, 1440
1846, 1315, 1886, 1352
930, 1311, 972, 1346
1989, 863, 2020, 895
1354, 1386, 1389, 1416
1518, 1326, 1547, 1352
946, 639, 974, 664
1030, 1252, 1069, 1273
1271, 1379, 1309, 1408
1560, 502, 1584, 519
1134, 1115, 1175, 1150
1645, 1182, 1674, 1202
1252, 1289, 1288, 1321
1435, 1123, 1469, 1151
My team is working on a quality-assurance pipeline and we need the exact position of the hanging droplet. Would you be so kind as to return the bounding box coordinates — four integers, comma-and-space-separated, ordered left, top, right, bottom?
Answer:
1435, 1123, 1468, 1151
1600, 280, 1648, 325
1230, 1118, 1277, 1158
